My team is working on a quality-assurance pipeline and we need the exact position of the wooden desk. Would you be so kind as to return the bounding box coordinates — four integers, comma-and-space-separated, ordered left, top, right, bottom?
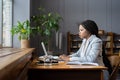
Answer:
0, 48, 35, 80
28, 60, 107, 80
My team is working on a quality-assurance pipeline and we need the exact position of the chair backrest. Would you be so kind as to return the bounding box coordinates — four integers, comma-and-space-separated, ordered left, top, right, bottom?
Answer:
108, 55, 120, 80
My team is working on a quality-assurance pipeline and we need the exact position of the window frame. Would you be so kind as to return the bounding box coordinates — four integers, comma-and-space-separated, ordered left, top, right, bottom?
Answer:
0, 0, 3, 45
0, 0, 13, 47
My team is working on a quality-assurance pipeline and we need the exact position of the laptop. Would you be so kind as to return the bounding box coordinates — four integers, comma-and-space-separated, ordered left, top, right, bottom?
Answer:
41, 42, 48, 56
41, 42, 59, 59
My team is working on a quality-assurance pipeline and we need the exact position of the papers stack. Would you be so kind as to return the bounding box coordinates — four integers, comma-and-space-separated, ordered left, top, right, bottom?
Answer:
67, 61, 98, 66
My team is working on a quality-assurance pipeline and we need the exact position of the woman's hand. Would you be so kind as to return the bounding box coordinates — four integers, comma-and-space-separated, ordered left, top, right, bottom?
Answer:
59, 54, 70, 61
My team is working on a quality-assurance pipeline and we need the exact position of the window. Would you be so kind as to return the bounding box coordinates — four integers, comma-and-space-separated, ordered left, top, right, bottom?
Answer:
0, 0, 12, 47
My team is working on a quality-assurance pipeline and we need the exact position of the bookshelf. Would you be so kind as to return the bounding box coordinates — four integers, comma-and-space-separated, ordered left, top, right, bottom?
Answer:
113, 33, 120, 55
100, 32, 114, 55
67, 31, 120, 56
67, 32, 82, 54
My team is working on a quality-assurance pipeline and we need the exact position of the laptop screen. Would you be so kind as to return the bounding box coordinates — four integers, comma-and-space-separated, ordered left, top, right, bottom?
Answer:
41, 42, 48, 56
41, 42, 59, 60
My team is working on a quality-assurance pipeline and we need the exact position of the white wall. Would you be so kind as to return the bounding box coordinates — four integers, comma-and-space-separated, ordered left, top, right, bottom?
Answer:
13, 0, 30, 48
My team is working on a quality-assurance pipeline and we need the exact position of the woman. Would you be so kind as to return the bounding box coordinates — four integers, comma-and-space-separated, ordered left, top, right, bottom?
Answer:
60, 20, 109, 80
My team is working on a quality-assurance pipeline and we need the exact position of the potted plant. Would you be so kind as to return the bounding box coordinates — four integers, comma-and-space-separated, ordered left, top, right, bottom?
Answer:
31, 7, 62, 51
11, 20, 36, 48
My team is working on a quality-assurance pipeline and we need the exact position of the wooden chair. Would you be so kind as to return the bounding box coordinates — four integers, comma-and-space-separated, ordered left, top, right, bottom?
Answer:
108, 55, 120, 80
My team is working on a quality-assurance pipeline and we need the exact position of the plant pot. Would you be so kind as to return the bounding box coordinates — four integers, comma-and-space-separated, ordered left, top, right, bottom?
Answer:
21, 39, 30, 48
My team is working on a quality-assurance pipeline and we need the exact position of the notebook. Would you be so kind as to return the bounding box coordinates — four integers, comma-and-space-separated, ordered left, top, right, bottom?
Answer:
40, 42, 59, 59
67, 61, 98, 66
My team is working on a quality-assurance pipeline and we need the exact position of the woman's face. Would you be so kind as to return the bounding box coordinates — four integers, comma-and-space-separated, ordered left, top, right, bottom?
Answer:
79, 25, 91, 39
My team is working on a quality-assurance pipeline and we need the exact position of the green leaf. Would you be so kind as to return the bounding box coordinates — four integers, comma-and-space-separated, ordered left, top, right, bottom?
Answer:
30, 7, 62, 42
